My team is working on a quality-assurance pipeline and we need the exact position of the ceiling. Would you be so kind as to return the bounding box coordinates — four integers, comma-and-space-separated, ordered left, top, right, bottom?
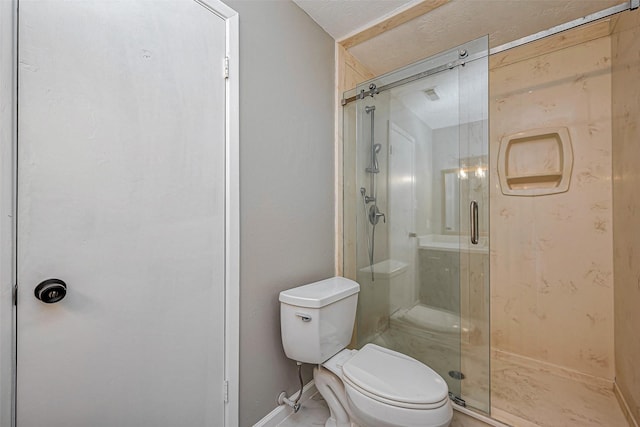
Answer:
392, 71, 460, 129
294, 0, 622, 76
292, 0, 416, 41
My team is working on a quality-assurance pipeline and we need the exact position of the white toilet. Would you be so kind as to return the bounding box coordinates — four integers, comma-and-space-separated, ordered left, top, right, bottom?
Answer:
279, 277, 453, 427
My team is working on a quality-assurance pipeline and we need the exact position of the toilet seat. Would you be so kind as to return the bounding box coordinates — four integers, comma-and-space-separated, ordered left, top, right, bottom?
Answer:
341, 344, 449, 409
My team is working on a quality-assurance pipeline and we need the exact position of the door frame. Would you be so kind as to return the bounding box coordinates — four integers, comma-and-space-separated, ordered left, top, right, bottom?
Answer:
0, 1, 239, 425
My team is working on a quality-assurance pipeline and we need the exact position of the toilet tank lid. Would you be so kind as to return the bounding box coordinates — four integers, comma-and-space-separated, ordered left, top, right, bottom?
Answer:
279, 277, 360, 308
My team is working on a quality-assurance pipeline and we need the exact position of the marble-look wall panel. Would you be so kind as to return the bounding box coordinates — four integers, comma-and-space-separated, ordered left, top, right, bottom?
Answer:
490, 36, 614, 379
419, 248, 460, 312
612, 8, 640, 424
355, 271, 390, 346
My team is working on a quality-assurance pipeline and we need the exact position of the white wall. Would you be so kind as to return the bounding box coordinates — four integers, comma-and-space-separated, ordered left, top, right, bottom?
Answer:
0, 1, 334, 425
0, 1, 15, 426
221, 1, 335, 426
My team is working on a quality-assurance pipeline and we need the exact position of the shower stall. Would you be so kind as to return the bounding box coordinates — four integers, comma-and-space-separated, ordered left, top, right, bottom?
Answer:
342, 3, 640, 425
343, 37, 490, 412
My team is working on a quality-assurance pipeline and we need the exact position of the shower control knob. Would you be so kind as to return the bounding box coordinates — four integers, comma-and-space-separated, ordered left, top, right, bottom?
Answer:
368, 205, 386, 225
34, 278, 67, 304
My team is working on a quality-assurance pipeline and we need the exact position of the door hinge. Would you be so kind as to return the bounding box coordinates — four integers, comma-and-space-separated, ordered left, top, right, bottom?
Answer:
223, 380, 229, 403
449, 392, 466, 407
12, 284, 17, 306
224, 56, 230, 79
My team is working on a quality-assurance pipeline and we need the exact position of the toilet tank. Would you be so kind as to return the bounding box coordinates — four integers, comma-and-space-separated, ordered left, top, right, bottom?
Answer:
279, 277, 360, 364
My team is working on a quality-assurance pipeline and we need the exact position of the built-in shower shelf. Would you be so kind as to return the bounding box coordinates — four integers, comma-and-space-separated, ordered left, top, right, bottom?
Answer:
505, 172, 563, 189
359, 259, 408, 279
498, 127, 573, 196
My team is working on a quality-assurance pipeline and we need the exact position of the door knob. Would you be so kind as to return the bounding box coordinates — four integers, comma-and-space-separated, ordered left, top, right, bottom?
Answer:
34, 278, 67, 304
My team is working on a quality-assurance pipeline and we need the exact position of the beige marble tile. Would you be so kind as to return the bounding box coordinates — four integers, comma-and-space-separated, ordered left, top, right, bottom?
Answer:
611, 7, 640, 426
491, 350, 628, 427
490, 35, 615, 379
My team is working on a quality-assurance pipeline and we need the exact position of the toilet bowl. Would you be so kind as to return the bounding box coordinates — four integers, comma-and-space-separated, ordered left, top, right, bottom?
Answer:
315, 344, 452, 427
279, 277, 453, 427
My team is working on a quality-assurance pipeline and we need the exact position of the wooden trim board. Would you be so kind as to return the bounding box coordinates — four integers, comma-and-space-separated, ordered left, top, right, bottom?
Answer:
490, 17, 617, 69
339, 0, 450, 50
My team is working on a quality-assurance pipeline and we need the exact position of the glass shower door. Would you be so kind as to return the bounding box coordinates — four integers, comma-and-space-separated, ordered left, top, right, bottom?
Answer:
345, 36, 489, 413
458, 37, 490, 413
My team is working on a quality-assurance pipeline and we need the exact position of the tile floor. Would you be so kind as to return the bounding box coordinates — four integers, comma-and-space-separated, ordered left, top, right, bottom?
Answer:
374, 309, 630, 426
277, 392, 329, 427
276, 393, 492, 427
491, 350, 629, 427
278, 312, 629, 427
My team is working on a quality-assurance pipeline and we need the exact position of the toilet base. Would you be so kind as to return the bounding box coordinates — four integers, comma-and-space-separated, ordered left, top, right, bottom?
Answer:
314, 366, 354, 427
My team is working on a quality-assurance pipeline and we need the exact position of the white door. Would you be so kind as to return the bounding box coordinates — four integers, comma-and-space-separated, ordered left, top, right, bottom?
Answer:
388, 123, 417, 313
17, 1, 227, 426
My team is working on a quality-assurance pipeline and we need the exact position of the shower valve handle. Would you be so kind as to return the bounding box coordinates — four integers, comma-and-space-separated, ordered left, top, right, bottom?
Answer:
368, 205, 386, 225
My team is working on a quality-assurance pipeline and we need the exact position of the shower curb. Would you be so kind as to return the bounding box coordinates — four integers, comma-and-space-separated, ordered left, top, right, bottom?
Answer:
455, 405, 512, 427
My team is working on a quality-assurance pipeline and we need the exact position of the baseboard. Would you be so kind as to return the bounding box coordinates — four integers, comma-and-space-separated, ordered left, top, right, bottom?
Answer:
252, 380, 318, 427
614, 380, 639, 427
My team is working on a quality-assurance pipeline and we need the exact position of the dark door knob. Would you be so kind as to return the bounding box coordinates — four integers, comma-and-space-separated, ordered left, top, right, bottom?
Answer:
34, 279, 67, 304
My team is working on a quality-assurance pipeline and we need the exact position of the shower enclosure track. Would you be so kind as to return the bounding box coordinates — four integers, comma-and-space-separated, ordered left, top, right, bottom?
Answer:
341, 1, 638, 106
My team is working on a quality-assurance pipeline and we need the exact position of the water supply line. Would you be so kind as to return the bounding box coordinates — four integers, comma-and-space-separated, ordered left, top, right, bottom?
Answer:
277, 362, 304, 413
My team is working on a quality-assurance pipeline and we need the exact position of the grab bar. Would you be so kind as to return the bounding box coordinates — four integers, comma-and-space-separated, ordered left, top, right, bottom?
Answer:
470, 200, 479, 245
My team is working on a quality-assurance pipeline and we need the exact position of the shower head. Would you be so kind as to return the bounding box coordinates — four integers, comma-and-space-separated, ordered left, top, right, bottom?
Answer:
366, 143, 382, 174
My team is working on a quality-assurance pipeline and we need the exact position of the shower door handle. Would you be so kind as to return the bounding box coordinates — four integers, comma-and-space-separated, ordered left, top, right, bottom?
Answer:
470, 201, 479, 245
